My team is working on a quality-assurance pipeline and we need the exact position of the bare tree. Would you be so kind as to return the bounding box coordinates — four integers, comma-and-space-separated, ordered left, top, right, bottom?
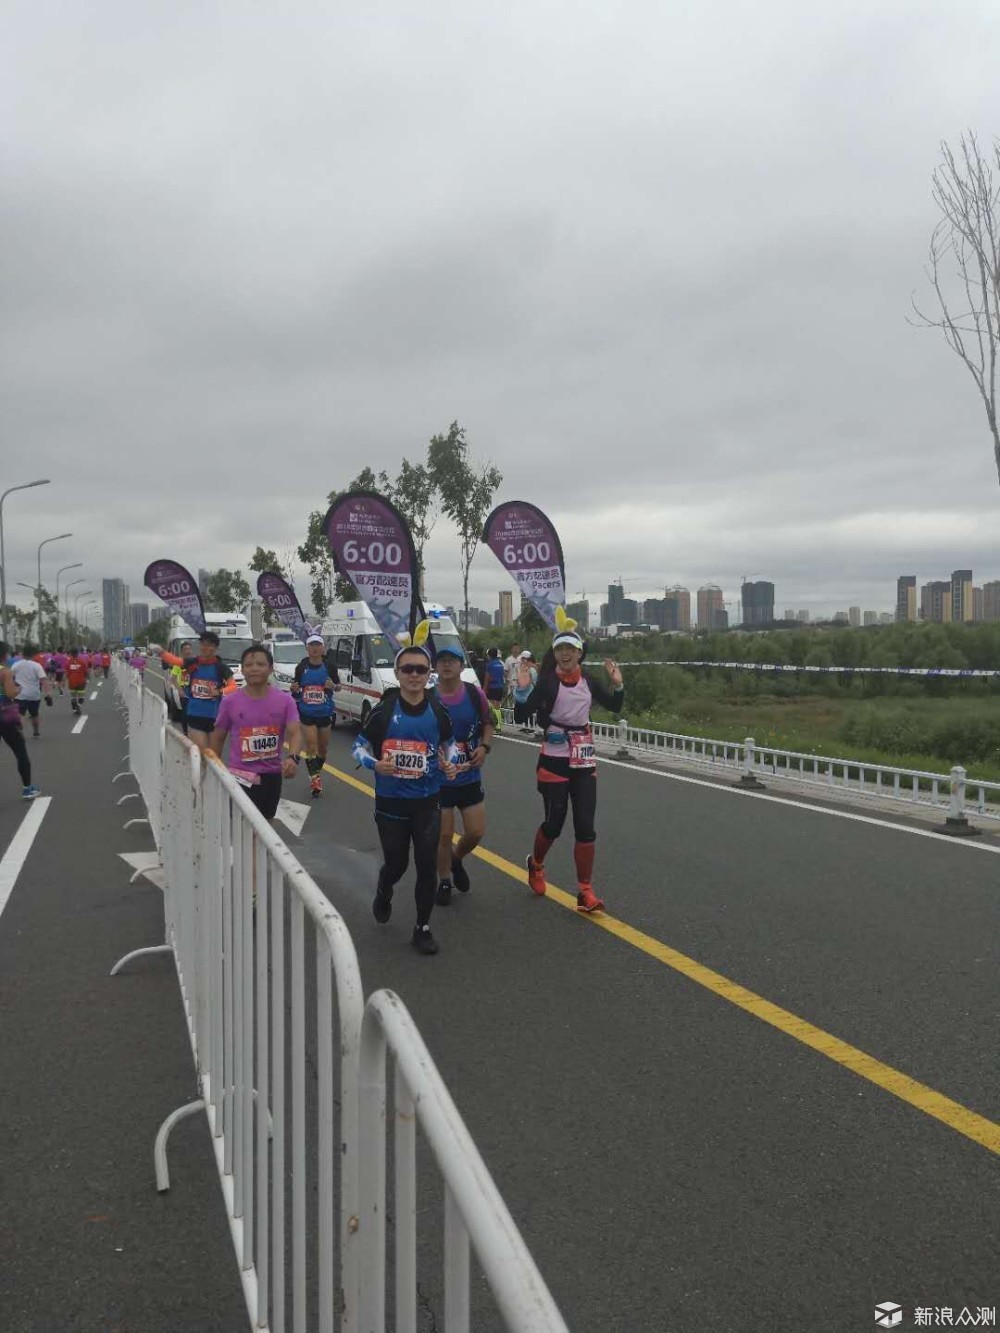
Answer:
912, 133, 1000, 482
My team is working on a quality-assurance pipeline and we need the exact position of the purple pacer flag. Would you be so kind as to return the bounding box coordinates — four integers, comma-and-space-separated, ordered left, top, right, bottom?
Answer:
322, 492, 420, 650
256, 571, 309, 644
143, 559, 206, 635
482, 501, 566, 630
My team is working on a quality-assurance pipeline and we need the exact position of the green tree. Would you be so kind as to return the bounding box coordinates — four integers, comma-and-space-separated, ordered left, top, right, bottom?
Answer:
204, 568, 252, 613
386, 458, 437, 594
427, 421, 502, 633
517, 601, 546, 635
136, 616, 170, 647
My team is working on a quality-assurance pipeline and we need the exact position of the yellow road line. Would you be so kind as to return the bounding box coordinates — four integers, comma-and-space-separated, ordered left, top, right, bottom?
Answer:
321, 756, 1000, 1157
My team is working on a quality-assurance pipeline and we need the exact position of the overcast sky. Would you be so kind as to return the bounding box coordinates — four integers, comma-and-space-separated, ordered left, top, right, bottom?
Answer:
3, 0, 999, 631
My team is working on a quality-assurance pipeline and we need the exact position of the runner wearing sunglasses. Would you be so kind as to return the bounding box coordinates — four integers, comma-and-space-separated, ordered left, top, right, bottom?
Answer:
352, 635, 458, 955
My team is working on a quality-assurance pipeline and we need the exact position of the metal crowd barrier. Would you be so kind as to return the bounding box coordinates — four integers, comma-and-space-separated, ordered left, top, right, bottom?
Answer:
500, 701, 996, 834
111, 667, 569, 1332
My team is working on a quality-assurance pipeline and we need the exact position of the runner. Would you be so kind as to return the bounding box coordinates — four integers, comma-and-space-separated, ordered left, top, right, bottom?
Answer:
512, 649, 538, 732
130, 649, 147, 677
290, 632, 338, 798
352, 633, 458, 955
0, 643, 39, 798
432, 643, 493, 906
160, 631, 232, 751
65, 647, 89, 716
100, 647, 112, 679
10, 644, 52, 739
208, 643, 300, 821
170, 641, 193, 735
51, 647, 68, 694
484, 646, 505, 732
522, 622, 624, 913
504, 640, 522, 702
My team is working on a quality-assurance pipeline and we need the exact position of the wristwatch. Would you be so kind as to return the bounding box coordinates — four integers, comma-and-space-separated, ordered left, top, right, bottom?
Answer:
292, 754, 301, 764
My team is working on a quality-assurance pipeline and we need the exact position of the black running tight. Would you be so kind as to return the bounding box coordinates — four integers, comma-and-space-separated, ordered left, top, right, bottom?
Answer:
1, 721, 31, 787
375, 806, 441, 927
538, 770, 597, 844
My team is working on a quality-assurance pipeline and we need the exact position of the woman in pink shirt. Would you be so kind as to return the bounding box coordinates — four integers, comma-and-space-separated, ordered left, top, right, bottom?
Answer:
209, 643, 301, 821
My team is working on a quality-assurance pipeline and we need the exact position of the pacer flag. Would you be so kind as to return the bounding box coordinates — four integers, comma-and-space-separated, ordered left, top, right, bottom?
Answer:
482, 501, 566, 630
322, 492, 421, 649
143, 559, 206, 635
256, 571, 309, 644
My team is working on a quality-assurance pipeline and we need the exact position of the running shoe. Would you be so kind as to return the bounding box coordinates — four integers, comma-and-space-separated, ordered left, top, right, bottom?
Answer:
451, 857, 471, 893
310, 774, 322, 799
525, 854, 547, 896
411, 925, 439, 955
372, 887, 392, 923
576, 885, 605, 913
21, 785, 40, 800
436, 878, 452, 906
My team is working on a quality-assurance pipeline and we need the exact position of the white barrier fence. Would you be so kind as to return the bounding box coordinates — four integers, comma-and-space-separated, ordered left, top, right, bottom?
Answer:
504, 706, 996, 834
111, 661, 568, 1333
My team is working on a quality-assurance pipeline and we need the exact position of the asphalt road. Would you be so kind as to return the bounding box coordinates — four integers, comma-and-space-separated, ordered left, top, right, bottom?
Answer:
285, 718, 1000, 1333
4, 668, 999, 1332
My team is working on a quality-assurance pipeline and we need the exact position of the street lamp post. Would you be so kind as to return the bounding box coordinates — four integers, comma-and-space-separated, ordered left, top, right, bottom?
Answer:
0, 479, 51, 643
64, 578, 86, 641
35, 534, 72, 644
55, 563, 83, 645
72, 589, 93, 640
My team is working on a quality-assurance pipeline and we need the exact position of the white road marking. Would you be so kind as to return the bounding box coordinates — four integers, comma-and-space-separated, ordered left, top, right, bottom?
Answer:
118, 851, 166, 889
496, 733, 1000, 857
72, 715, 88, 734
89, 691, 98, 700
0, 797, 52, 925
275, 799, 311, 838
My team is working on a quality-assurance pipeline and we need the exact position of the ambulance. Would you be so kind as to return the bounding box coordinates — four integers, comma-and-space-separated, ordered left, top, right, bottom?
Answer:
321, 601, 477, 725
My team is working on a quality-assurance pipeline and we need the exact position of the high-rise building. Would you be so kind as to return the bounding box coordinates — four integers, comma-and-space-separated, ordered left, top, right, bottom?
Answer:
102, 578, 130, 642
878, 612, 894, 625
741, 580, 774, 627
498, 590, 513, 627
129, 603, 150, 636
921, 581, 952, 623
665, 586, 690, 630
643, 597, 681, 631
951, 569, 974, 623
983, 581, 1000, 623
566, 599, 589, 628
863, 609, 878, 626
697, 585, 724, 629
606, 582, 626, 623
896, 576, 917, 623
848, 606, 861, 628
784, 609, 796, 621
796, 609, 810, 622
973, 586, 984, 622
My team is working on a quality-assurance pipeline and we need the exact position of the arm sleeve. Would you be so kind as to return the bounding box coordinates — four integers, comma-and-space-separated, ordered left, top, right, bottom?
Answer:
161, 650, 182, 667
355, 702, 388, 764
586, 673, 625, 713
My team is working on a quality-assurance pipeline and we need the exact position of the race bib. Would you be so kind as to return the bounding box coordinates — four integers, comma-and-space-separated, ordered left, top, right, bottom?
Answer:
239, 726, 281, 764
382, 738, 429, 778
569, 728, 596, 769
453, 741, 470, 769
302, 685, 327, 707
190, 678, 218, 701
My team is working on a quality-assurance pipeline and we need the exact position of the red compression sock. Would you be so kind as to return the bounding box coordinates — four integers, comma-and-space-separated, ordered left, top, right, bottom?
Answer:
574, 841, 595, 885
533, 828, 553, 866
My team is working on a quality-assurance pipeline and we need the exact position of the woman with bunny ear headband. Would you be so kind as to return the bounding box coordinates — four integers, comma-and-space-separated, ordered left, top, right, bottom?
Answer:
522, 607, 625, 913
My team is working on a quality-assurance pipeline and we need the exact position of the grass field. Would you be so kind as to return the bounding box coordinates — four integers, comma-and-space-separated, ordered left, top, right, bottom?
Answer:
597, 689, 1000, 782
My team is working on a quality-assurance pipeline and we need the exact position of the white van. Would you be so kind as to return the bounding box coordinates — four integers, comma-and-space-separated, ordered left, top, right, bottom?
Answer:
322, 600, 477, 725
160, 611, 254, 717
